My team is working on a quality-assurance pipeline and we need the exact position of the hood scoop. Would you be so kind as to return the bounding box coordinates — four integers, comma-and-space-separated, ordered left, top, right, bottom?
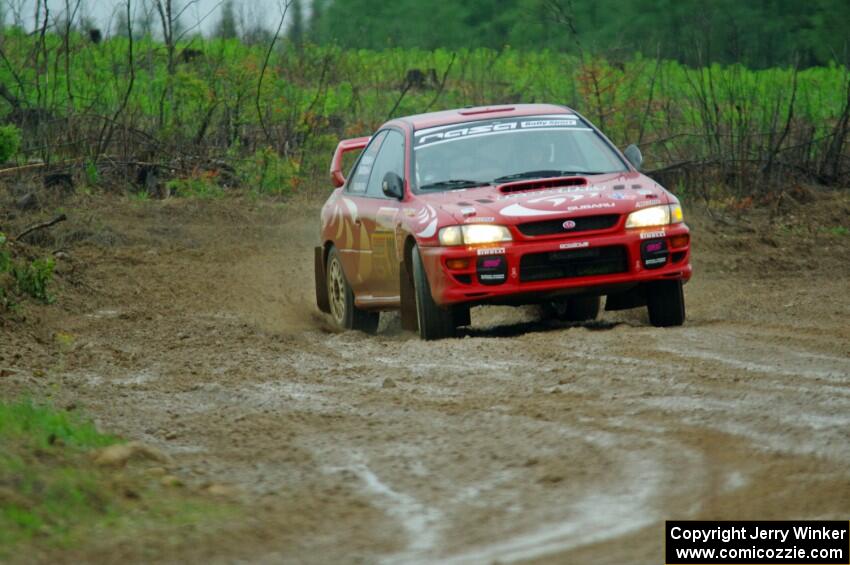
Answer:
498, 176, 587, 194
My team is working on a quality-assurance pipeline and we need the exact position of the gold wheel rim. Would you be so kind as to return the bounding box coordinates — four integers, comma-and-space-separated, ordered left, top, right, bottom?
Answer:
328, 257, 346, 325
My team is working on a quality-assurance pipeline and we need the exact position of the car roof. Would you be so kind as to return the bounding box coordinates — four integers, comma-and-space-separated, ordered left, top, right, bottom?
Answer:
387, 103, 575, 131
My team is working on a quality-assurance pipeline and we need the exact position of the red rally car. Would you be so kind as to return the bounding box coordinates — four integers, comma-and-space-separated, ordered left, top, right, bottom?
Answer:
315, 104, 692, 339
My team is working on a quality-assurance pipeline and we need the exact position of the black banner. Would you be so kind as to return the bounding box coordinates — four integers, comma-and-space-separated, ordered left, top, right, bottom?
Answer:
666, 521, 849, 564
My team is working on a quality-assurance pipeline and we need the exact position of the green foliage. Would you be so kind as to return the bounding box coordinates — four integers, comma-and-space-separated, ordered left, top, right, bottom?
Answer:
0, 124, 21, 163
316, 0, 850, 68
167, 173, 225, 199
0, 400, 116, 547
0, 28, 846, 192
0, 400, 117, 450
12, 258, 55, 303
0, 399, 232, 554
237, 147, 299, 195
84, 159, 99, 186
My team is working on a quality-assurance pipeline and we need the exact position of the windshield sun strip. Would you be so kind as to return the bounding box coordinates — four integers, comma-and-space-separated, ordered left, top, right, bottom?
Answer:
413, 114, 578, 137
413, 127, 593, 150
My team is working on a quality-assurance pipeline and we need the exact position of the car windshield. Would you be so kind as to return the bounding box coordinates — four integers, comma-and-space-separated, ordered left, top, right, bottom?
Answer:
412, 114, 628, 191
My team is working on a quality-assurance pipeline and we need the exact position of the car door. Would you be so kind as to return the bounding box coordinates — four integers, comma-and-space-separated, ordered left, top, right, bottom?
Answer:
339, 131, 387, 295
358, 129, 406, 302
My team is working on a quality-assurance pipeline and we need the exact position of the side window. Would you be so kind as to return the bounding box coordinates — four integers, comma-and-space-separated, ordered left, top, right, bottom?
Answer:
347, 131, 387, 194
366, 130, 405, 198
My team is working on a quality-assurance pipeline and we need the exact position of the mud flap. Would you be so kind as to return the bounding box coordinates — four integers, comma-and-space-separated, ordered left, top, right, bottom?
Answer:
315, 246, 330, 313
399, 259, 418, 332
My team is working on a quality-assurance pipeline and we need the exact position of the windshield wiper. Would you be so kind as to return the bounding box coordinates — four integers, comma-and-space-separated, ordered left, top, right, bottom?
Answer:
418, 179, 490, 190
493, 170, 608, 183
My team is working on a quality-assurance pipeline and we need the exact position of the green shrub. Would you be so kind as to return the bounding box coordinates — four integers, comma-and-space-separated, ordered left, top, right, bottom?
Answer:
84, 159, 99, 186
166, 172, 224, 199
237, 147, 299, 196
129, 190, 150, 202
0, 233, 56, 307
0, 125, 20, 163
13, 258, 55, 303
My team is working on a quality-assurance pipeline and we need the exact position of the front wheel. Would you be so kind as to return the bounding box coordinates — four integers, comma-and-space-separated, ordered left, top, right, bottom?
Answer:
646, 280, 685, 327
326, 247, 379, 333
412, 246, 456, 340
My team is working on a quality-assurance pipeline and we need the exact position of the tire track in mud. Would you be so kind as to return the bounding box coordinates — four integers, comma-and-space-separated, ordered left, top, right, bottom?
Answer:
61, 305, 847, 562
234, 329, 733, 561
273, 315, 848, 562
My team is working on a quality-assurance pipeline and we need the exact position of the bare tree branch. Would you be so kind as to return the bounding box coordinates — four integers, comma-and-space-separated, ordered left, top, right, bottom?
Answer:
425, 52, 457, 111
97, 0, 135, 157
174, 0, 225, 43
16, 214, 68, 241
256, 0, 291, 146
63, 0, 83, 108
545, 0, 583, 55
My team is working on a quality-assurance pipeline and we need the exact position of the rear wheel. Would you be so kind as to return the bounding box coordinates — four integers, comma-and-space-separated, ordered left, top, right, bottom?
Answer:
326, 247, 379, 333
646, 280, 685, 327
541, 296, 601, 322
412, 246, 456, 340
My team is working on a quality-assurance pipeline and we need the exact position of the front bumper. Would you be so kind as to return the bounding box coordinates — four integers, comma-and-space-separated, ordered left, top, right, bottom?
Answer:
419, 223, 693, 306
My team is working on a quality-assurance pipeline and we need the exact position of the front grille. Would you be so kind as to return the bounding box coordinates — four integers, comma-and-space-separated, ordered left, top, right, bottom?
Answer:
520, 245, 628, 282
516, 214, 620, 237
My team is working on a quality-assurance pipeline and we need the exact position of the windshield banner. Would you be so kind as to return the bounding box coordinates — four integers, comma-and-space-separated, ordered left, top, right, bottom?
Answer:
413, 115, 589, 149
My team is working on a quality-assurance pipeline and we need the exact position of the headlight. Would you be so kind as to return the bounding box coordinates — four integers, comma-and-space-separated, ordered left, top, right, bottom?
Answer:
438, 226, 464, 246
438, 224, 513, 246
625, 204, 683, 229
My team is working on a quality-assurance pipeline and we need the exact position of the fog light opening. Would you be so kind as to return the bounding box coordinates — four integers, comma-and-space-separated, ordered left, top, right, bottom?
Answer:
670, 234, 690, 248
446, 258, 470, 270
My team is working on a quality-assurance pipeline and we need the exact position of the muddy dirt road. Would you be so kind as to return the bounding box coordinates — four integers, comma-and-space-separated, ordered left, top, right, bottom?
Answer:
4, 192, 850, 563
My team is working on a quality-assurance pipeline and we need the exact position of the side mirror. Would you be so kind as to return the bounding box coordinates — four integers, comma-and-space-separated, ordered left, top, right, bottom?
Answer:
382, 172, 404, 199
623, 144, 643, 170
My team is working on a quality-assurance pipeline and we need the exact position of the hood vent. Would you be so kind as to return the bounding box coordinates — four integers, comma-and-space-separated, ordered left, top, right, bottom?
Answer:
499, 176, 587, 194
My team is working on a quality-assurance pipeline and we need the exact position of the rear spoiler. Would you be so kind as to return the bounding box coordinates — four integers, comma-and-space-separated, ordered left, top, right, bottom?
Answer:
330, 136, 370, 188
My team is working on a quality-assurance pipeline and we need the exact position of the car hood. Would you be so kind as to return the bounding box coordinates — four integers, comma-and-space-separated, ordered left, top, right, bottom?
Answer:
419, 172, 673, 225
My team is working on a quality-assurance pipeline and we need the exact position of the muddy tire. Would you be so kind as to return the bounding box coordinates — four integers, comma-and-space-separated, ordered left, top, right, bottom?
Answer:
541, 296, 600, 322
412, 245, 455, 340
646, 279, 685, 327
326, 246, 379, 333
